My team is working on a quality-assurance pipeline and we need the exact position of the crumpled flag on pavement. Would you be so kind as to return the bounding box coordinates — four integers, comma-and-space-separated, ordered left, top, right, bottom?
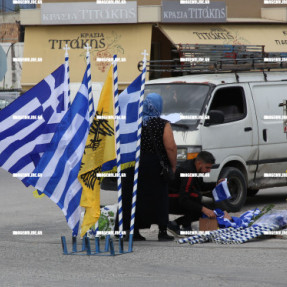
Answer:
212, 208, 261, 228
179, 209, 287, 245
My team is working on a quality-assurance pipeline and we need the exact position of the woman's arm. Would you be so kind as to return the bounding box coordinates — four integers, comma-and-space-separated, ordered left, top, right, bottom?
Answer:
163, 122, 177, 173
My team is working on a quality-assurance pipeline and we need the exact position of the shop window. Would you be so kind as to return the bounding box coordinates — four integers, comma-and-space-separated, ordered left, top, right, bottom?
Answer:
209, 87, 246, 123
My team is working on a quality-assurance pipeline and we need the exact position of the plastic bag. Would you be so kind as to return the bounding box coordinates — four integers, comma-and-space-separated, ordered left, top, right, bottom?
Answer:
253, 210, 287, 229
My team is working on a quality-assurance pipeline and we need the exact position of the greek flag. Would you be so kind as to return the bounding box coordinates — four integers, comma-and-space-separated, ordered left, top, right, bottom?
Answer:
26, 67, 90, 236
212, 179, 231, 202
118, 74, 142, 168
213, 208, 261, 228
0, 64, 69, 185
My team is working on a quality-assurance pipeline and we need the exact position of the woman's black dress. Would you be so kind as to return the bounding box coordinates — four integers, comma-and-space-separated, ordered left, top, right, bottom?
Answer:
116, 117, 170, 231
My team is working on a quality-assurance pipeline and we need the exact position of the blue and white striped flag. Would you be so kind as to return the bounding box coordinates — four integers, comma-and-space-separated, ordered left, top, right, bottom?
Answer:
118, 74, 142, 168
0, 64, 69, 185
213, 208, 261, 228
26, 67, 90, 236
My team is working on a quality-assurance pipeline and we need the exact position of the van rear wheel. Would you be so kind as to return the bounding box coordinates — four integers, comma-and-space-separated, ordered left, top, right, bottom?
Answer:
218, 167, 247, 212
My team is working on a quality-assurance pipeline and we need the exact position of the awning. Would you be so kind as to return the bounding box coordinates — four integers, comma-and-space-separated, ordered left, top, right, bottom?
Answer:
22, 24, 152, 90
158, 24, 287, 52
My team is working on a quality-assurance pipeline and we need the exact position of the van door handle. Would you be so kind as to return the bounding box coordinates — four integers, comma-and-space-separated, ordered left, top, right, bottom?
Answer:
244, 127, 252, 132
263, 129, 267, 142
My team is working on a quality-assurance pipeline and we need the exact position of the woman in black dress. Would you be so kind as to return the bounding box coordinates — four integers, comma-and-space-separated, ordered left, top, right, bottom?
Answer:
117, 93, 177, 241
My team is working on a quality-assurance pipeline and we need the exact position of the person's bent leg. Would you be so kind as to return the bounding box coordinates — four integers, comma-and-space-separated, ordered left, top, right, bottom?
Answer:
168, 197, 184, 236
177, 198, 202, 229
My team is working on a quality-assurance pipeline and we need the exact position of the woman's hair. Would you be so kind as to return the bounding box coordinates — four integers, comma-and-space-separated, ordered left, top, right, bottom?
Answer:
142, 93, 163, 125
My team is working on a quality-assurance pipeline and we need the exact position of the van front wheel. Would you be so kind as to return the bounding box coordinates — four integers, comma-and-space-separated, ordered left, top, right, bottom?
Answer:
218, 167, 247, 212
247, 189, 259, 197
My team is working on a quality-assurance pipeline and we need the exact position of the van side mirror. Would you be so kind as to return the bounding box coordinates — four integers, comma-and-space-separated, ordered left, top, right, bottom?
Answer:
204, 110, 225, 126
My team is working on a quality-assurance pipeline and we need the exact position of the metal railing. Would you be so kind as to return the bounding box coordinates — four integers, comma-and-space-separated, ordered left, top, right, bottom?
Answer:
139, 44, 287, 74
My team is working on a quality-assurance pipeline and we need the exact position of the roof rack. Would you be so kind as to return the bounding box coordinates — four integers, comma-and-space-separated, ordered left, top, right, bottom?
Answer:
175, 44, 266, 59
138, 44, 287, 73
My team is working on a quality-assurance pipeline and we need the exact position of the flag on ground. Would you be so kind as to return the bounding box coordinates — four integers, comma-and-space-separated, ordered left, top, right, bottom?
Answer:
78, 65, 116, 237
0, 64, 69, 186
213, 208, 261, 228
118, 74, 142, 169
26, 67, 90, 236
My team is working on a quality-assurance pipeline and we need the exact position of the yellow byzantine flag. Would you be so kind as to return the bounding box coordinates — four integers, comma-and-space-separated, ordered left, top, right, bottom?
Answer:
78, 65, 117, 237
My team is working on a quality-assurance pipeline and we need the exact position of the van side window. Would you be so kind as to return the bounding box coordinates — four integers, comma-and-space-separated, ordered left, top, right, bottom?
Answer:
209, 87, 246, 123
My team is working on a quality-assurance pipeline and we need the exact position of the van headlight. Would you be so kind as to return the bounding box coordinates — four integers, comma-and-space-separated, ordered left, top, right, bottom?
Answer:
177, 148, 187, 160
177, 146, 202, 161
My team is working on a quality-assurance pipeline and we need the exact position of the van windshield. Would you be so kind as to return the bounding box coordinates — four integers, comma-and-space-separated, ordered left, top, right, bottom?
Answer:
0, 95, 17, 110
144, 84, 211, 127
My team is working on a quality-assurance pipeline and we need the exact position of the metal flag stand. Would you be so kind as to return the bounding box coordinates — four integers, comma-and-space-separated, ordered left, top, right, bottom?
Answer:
61, 50, 148, 256
61, 234, 120, 256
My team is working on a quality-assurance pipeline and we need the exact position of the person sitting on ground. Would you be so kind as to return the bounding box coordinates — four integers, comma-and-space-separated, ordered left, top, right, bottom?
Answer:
168, 151, 225, 237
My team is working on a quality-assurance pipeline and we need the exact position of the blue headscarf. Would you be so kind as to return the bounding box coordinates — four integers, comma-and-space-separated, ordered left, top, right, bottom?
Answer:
142, 93, 163, 126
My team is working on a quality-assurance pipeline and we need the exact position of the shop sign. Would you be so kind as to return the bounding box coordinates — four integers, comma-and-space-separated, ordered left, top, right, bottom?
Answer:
41, 1, 137, 25
162, 1, 226, 23
48, 31, 125, 73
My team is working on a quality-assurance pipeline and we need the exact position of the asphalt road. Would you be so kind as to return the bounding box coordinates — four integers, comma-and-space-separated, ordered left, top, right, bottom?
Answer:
0, 168, 287, 287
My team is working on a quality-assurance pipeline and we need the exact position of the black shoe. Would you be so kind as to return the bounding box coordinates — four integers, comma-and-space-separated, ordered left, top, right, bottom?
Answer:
158, 229, 174, 241
179, 225, 193, 237
167, 221, 181, 237
134, 230, 146, 241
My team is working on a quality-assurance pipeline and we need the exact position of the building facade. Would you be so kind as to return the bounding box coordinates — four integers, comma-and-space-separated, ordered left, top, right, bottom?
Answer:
0, 0, 36, 91
18, 0, 287, 94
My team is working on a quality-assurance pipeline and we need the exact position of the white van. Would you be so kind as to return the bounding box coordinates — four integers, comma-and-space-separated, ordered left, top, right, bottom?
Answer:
0, 91, 20, 110
144, 71, 287, 212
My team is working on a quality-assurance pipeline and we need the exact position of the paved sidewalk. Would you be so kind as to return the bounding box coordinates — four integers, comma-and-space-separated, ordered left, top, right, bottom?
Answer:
0, 169, 287, 287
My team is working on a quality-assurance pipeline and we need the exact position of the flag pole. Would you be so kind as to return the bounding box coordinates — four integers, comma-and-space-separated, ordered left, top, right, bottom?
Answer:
84, 43, 97, 239
128, 50, 148, 252
113, 55, 124, 252
63, 44, 71, 108
84, 43, 95, 125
